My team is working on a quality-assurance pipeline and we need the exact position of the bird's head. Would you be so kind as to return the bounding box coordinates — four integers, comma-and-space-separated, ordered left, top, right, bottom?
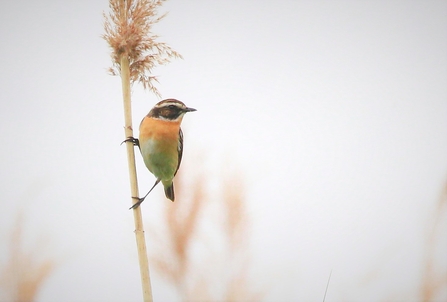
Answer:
148, 99, 196, 121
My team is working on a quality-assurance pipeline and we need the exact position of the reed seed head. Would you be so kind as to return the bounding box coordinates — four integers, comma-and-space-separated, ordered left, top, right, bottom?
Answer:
103, 0, 182, 97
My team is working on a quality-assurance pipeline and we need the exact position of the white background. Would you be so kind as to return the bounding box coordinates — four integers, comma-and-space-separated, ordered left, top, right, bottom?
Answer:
1, 0, 446, 301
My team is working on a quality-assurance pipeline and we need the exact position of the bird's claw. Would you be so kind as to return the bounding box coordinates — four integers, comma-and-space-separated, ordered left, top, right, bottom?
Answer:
121, 136, 139, 147
129, 196, 145, 210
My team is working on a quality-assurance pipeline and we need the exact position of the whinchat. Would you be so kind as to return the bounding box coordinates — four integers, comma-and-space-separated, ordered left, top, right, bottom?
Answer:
124, 99, 196, 209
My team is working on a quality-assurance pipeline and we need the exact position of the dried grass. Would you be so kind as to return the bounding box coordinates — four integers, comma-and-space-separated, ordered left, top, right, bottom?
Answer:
0, 213, 56, 302
420, 179, 447, 301
222, 173, 247, 250
151, 169, 206, 287
149, 164, 262, 301
103, 0, 182, 97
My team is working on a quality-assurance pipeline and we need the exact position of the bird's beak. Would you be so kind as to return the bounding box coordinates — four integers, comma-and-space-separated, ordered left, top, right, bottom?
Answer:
185, 107, 197, 112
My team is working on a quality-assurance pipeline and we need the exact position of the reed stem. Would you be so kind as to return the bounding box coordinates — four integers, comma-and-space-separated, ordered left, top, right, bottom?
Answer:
120, 47, 153, 302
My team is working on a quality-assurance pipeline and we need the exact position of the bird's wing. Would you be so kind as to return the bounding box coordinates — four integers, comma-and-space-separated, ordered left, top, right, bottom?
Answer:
174, 128, 183, 176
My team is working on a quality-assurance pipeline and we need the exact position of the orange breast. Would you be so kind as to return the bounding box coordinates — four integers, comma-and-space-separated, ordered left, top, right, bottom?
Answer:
139, 117, 181, 142
138, 117, 182, 178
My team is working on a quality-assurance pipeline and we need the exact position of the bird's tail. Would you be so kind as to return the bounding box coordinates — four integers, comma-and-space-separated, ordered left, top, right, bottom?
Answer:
163, 181, 175, 202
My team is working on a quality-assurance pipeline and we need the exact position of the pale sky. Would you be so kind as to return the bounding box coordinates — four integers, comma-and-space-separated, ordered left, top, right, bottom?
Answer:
1, 0, 446, 301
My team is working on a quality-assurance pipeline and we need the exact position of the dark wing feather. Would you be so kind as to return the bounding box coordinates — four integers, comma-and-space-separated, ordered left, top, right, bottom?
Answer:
174, 128, 183, 176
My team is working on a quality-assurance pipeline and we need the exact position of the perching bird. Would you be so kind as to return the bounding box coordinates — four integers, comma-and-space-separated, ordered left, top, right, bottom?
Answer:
124, 99, 196, 209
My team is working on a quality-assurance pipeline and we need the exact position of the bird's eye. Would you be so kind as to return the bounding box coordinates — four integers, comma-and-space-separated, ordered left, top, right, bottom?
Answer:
168, 105, 176, 109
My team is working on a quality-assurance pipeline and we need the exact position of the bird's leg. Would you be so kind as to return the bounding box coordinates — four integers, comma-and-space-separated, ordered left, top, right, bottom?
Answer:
129, 178, 161, 210
121, 136, 140, 147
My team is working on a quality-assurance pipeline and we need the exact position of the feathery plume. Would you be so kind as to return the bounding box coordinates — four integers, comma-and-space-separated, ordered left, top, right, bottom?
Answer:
103, 0, 182, 97
0, 213, 56, 302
